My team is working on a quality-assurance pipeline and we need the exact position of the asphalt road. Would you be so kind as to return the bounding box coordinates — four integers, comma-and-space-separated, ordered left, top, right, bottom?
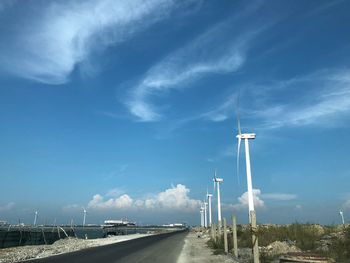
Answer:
27, 230, 189, 263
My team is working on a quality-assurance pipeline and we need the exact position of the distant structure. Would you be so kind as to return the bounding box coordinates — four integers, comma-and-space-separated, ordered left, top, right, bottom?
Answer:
213, 170, 223, 228
207, 190, 213, 227
340, 210, 345, 225
203, 200, 208, 228
33, 211, 38, 226
200, 205, 204, 227
83, 208, 87, 227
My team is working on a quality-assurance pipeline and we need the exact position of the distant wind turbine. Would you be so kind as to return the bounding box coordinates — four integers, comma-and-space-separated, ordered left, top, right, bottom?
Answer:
340, 210, 345, 225
204, 200, 208, 228
83, 208, 87, 227
213, 170, 223, 228
236, 112, 256, 221
207, 190, 213, 227
33, 211, 38, 226
200, 205, 204, 227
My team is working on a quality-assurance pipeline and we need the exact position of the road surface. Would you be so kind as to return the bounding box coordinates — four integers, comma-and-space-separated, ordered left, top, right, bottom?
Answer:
26, 230, 189, 263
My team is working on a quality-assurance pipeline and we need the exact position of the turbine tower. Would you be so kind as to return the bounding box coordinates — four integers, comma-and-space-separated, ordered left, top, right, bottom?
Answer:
213, 170, 223, 227
83, 208, 87, 227
204, 200, 208, 228
340, 210, 345, 225
200, 205, 204, 227
33, 211, 38, 226
207, 190, 213, 227
236, 116, 256, 220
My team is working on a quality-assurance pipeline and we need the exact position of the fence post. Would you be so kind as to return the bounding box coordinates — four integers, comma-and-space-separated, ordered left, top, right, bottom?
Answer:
232, 215, 238, 257
250, 211, 260, 263
212, 224, 216, 243
223, 218, 228, 254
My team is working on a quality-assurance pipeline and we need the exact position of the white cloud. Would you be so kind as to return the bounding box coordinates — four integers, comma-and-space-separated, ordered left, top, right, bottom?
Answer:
342, 199, 350, 211
1, 0, 177, 84
86, 184, 201, 212
0, 202, 15, 211
227, 189, 297, 210
62, 204, 81, 212
126, 20, 261, 121
106, 188, 126, 198
295, 204, 303, 210
88, 194, 133, 210
261, 193, 297, 201
231, 189, 265, 210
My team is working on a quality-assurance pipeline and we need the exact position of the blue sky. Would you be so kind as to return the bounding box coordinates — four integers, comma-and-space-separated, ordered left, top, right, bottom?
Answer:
1, 0, 350, 226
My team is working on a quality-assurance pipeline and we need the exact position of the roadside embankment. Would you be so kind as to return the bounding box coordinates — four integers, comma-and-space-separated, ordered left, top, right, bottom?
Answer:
0, 233, 151, 263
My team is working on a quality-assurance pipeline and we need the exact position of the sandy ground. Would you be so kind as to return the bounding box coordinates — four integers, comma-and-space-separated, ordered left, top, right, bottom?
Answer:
0, 233, 151, 263
177, 232, 238, 263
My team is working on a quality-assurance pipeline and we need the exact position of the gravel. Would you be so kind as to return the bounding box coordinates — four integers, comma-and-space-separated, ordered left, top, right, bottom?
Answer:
0, 234, 151, 263
177, 231, 238, 263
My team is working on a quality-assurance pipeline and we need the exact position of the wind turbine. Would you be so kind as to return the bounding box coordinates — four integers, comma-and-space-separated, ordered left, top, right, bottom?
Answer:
236, 114, 256, 221
83, 208, 87, 227
213, 170, 223, 227
340, 210, 345, 225
207, 190, 213, 227
204, 200, 208, 228
33, 211, 38, 226
200, 205, 204, 227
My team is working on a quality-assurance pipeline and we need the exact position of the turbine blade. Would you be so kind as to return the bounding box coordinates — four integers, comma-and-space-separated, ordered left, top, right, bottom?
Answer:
236, 91, 242, 135
236, 137, 241, 186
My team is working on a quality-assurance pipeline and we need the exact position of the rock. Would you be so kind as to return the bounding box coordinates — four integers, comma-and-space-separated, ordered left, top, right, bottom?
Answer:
261, 241, 301, 257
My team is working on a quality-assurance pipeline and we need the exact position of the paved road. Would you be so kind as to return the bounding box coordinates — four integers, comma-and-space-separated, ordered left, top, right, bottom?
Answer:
27, 230, 189, 263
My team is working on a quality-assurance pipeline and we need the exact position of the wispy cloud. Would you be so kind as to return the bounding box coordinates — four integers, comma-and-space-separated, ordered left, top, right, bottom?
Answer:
255, 70, 350, 129
207, 69, 350, 129
87, 184, 201, 212
0, 202, 15, 211
0, 0, 178, 84
201, 93, 238, 122
126, 20, 263, 121
261, 193, 297, 201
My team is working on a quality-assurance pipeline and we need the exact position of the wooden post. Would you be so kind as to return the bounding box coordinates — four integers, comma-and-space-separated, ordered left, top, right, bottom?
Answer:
218, 220, 222, 236
223, 218, 228, 254
211, 224, 214, 240
232, 215, 238, 258
216, 224, 220, 244
250, 211, 259, 263
212, 224, 216, 242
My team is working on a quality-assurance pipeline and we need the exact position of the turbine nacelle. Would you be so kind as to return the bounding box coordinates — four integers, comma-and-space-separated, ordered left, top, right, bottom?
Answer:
237, 133, 256, 140
213, 177, 223, 183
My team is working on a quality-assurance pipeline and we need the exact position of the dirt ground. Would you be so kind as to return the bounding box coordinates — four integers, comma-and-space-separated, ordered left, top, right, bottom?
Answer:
177, 232, 238, 263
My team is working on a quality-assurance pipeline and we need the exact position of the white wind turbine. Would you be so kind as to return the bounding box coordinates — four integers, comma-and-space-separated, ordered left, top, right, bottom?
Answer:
200, 205, 204, 227
204, 200, 208, 228
213, 170, 223, 227
339, 210, 345, 225
236, 112, 256, 221
83, 208, 87, 227
207, 190, 213, 227
33, 211, 38, 226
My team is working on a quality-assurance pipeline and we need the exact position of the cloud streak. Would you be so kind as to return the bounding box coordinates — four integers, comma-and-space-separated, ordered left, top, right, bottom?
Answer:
126, 20, 262, 121
208, 69, 350, 128
0, 0, 178, 84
